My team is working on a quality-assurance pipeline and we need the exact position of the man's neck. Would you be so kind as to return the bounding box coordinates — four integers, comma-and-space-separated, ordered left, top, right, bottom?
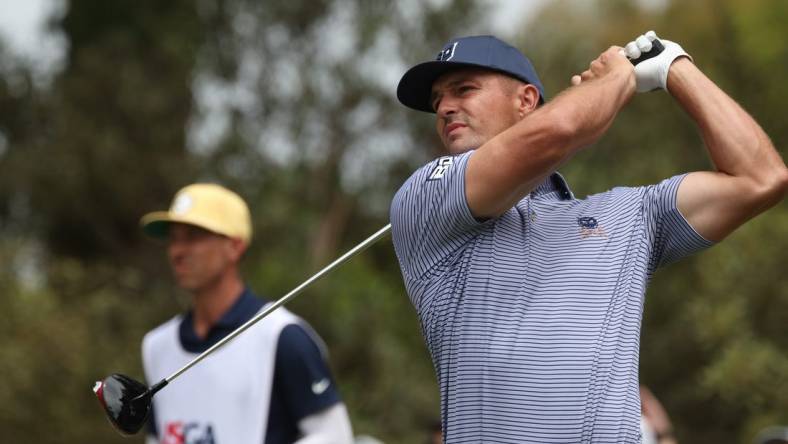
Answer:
190, 274, 245, 339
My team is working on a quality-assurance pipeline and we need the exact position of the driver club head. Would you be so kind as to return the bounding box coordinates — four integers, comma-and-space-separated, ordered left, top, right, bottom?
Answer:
93, 373, 152, 435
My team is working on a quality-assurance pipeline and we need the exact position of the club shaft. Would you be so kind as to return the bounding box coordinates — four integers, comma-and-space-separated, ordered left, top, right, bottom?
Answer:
160, 223, 392, 385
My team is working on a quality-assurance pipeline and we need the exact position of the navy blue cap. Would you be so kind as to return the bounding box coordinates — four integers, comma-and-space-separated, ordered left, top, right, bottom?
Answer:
397, 35, 545, 113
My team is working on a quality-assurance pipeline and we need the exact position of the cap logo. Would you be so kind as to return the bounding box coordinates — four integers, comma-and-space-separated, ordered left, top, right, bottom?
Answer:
172, 193, 193, 215
436, 42, 458, 62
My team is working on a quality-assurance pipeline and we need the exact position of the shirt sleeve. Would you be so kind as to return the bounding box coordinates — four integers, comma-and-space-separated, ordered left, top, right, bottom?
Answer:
273, 324, 341, 422
146, 403, 158, 439
390, 151, 486, 284
141, 337, 159, 439
295, 403, 354, 444
642, 174, 715, 270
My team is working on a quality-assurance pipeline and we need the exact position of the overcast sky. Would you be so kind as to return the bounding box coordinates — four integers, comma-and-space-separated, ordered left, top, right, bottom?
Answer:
0, 0, 553, 59
0, 0, 60, 54
0, 0, 671, 63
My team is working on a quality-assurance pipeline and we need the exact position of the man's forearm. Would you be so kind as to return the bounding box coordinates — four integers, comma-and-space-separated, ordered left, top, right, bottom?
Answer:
467, 47, 636, 218
492, 65, 634, 180
667, 59, 787, 197
558, 62, 637, 149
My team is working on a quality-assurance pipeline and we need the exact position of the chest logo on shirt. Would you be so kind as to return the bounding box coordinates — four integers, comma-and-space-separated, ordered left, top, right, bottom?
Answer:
163, 421, 216, 444
578, 216, 607, 238
428, 156, 454, 181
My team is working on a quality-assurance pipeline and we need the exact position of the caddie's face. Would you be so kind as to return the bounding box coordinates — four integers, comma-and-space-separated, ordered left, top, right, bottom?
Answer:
167, 223, 237, 293
431, 68, 525, 155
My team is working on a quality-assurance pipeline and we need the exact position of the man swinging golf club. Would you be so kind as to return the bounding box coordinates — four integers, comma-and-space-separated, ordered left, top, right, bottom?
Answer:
390, 31, 786, 442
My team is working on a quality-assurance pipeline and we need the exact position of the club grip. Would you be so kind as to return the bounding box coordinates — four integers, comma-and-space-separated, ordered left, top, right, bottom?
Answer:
629, 39, 665, 66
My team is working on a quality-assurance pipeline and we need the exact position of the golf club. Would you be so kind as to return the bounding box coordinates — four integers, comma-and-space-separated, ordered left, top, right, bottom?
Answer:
627, 31, 665, 65
94, 223, 392, 435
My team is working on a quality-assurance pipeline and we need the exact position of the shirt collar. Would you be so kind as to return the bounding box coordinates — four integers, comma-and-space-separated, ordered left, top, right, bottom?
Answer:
179, 287, 265, 352
531, 172, 574, 200
213, 287, 264, 329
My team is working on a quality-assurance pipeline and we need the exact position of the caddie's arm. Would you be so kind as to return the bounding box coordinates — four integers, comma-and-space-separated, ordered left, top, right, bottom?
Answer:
465, 46, 635, 219
666, 58, 787, 241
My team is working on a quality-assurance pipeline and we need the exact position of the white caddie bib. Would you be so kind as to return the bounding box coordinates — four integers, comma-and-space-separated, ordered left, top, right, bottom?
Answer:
142, 305, 300, 444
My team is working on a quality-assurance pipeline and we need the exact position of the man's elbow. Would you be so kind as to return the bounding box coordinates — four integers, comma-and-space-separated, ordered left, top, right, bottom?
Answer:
767, 164, 788, 202
749, 162, 788, 210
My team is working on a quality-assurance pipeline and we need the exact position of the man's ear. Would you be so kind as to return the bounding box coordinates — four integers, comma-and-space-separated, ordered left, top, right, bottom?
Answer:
228, 238, 248, 262
517, 84, 541, 119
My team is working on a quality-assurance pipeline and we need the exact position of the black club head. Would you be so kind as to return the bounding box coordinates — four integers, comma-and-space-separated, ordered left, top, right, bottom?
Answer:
93, 374, 152, 436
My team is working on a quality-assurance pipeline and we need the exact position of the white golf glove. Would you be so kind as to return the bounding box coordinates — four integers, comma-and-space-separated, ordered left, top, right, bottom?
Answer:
623, 30, 692, 92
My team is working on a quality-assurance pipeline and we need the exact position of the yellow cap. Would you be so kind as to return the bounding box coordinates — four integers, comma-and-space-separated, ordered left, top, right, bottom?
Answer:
140, 183, 252, 243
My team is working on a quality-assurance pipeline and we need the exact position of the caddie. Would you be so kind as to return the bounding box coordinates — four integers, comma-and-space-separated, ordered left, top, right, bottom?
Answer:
140, 183, 354, 444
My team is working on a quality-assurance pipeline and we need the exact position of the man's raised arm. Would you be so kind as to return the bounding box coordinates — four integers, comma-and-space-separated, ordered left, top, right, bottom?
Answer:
619, 31, 788, 241
464, 46, 636, 219
670, 59, 786, 240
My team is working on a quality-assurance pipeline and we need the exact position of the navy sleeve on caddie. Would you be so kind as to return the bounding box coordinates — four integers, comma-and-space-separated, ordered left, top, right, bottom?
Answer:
146, 402, 158, 438
642, 174, 715, 270
272, 324, 341, 422
390, 151, 486, 284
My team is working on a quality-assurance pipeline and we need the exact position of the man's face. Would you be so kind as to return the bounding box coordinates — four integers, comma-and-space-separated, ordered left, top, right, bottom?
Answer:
167, 223, 239, 293
431, 68, 525, 155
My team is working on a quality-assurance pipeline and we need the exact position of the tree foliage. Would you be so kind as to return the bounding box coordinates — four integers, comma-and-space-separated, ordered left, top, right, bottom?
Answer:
0, 0, 784, 443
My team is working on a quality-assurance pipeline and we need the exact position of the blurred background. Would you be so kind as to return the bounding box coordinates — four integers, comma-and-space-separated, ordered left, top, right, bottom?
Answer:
0, 0, 785, 442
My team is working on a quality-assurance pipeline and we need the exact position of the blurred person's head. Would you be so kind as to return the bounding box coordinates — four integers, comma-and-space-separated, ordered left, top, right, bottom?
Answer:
141, 183, 251, 295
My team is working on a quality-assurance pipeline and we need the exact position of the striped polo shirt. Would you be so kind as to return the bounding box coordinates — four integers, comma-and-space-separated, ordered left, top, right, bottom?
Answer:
390, 151, 712, 443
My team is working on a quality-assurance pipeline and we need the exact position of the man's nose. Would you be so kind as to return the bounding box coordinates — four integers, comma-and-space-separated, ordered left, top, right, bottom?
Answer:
168, 238, 187, 258
436, 95, 458, 118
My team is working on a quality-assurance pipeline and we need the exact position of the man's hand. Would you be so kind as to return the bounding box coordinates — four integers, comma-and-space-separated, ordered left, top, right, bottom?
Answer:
571, 45, 635, 90
624, 31, 692, 92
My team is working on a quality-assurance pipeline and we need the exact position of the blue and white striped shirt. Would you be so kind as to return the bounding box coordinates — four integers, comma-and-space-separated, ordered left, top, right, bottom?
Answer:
390, 151, 712, 443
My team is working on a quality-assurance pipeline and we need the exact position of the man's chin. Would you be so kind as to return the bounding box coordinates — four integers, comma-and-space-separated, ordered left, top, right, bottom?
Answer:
173, 276, 199, 292
446, 143, 476, 155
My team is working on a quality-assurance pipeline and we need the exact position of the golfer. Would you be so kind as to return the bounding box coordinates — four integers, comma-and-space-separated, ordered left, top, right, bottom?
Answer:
390, 32, 786, 443
139, 183, 353, 444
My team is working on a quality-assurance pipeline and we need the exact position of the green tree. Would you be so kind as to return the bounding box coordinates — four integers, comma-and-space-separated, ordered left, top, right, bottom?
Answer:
0, 1, 207, 442
0, 1, 484, 442
0, 0, 784, 442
